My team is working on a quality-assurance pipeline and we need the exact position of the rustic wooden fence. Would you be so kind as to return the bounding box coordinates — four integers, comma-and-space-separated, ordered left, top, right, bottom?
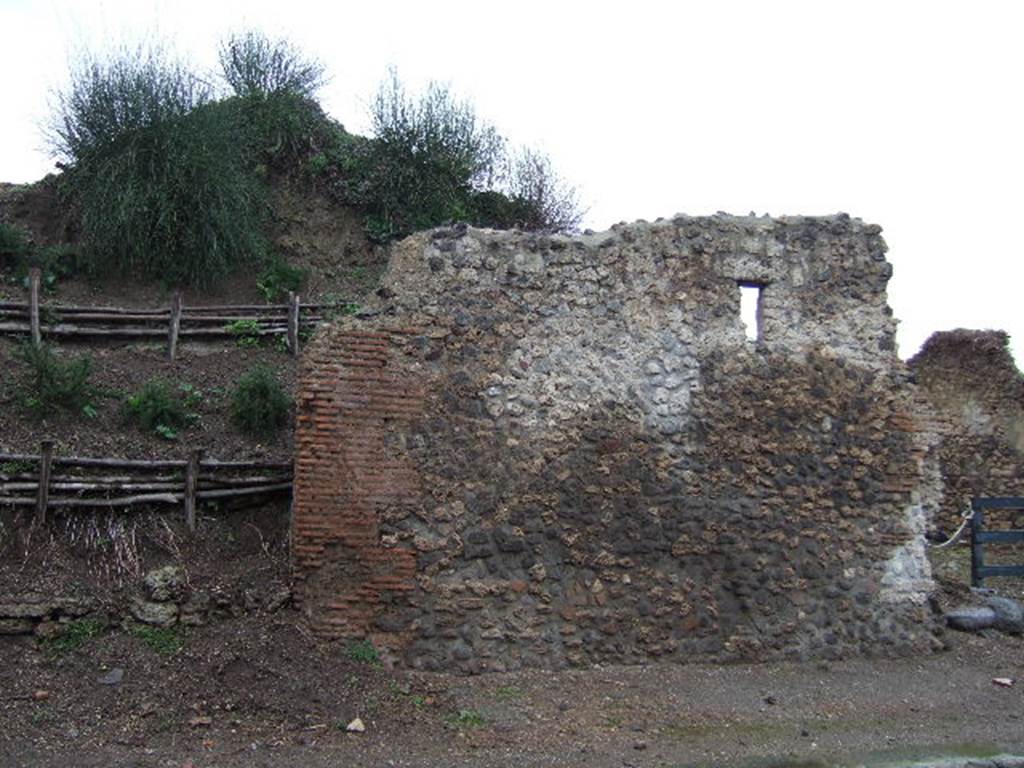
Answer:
0, 268, 353, 359
0, 442, 292, 531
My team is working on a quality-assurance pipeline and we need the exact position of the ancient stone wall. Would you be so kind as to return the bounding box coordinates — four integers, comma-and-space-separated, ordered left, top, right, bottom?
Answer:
909, 330, 1024, 533
292, 214, 942, 672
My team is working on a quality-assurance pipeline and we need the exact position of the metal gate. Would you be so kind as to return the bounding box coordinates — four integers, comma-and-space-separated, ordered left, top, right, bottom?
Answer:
970, 496, 1024, 587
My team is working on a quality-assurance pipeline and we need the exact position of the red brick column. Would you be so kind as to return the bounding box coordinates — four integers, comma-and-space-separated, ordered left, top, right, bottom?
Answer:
292, 327, 424, 644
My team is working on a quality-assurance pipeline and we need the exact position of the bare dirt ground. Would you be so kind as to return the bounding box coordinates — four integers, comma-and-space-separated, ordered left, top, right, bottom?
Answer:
1, 617, 1022, 768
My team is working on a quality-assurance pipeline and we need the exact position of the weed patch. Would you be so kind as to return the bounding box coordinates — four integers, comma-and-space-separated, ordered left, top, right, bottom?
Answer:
257, 256, 306, 302
345, 639, 380, 665
0, 460, 35, 476
225, 318, 263, 348
131, 624, 184, 655
39, 618, 106, 658
445, 709, 487, 728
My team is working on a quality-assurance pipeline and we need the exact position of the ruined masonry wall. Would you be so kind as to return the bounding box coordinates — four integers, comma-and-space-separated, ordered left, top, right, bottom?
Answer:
292, 214, 942, 672
909, 330, 1024, 532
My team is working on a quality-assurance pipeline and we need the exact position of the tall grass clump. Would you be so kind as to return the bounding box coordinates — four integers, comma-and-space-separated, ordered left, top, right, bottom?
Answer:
219, 29, 326, 99
230, 365, 290, 439
218, 30, 335, 167
48, 43, 266, 286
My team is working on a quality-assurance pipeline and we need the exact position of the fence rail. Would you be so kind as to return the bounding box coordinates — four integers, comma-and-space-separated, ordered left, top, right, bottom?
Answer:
0, 442, 292, 531
0, 268, 354, 358
970, 496, 1024, 587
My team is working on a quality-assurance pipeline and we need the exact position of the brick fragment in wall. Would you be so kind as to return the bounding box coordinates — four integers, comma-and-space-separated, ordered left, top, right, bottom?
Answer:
293, 215, 945, 672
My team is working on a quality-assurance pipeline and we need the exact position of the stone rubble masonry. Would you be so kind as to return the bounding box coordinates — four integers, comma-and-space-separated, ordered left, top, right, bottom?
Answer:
909, 330, 1024, 534
292, 214, 944, 672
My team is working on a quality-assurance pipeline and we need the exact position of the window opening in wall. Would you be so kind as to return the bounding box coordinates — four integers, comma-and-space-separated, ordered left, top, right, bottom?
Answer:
738, 282, 764, 342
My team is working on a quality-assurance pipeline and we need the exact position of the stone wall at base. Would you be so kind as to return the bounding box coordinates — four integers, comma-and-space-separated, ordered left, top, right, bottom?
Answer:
292, 214, 943, 671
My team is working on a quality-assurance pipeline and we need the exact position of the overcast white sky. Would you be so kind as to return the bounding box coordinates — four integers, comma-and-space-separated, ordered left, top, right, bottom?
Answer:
1, 0, 1021, 365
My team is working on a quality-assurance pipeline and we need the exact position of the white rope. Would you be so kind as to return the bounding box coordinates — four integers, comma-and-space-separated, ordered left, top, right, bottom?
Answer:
929, 506, 975, 550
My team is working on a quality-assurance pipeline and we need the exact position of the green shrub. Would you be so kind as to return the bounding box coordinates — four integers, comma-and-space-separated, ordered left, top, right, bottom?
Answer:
17, 244, 83, 292
219, 30, 325, 99
355, 69, 504, 239
0, 222, 32, 264
15, 342, 99, 417
257, 256, 307, 302
49, 43, 267, 287
230, 365, 290, 439
499, 147, 584, 232
124, 380, 200, 439
330, 70, 583, 239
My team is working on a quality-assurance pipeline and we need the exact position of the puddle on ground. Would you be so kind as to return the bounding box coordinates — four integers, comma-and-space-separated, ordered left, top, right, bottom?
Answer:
673, 741, 1010, 768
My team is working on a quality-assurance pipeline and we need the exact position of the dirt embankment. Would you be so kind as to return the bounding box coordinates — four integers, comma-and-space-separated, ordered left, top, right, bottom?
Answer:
0, 173, 389, 463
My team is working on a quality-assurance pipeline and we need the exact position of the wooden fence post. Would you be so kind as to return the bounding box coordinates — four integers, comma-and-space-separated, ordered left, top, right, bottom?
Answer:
287, 292, 300, 356
184, 448, 203, 532
36, 440, 54, 525
168, 290, 183, 361
29, 267, 42, 346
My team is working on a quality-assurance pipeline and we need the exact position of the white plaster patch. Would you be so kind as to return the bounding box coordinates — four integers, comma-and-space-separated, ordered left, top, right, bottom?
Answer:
879, 502, 934, 605
497, 314, 700, 433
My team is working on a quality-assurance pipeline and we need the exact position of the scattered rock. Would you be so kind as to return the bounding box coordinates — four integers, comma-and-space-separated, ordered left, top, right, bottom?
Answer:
945, 606, 997, 632
346, 717, 366, 733
0, 618, 34, 635
97, 668, 124, 686
0, 597, 53, 619
144, 566, 185, 603
130, 598, 178, 628
34, 621, 62, 639
986, 596, 1024, 634
264, 585, 292, 612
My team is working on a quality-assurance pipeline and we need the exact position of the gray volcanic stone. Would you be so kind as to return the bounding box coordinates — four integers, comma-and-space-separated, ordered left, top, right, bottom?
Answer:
130, 598, 178, 628
144, 565, 185, 602
945, 605, 996, 632
985, 596, 1024, 634
0, 618, 34, 635
97, 667, 124, 686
